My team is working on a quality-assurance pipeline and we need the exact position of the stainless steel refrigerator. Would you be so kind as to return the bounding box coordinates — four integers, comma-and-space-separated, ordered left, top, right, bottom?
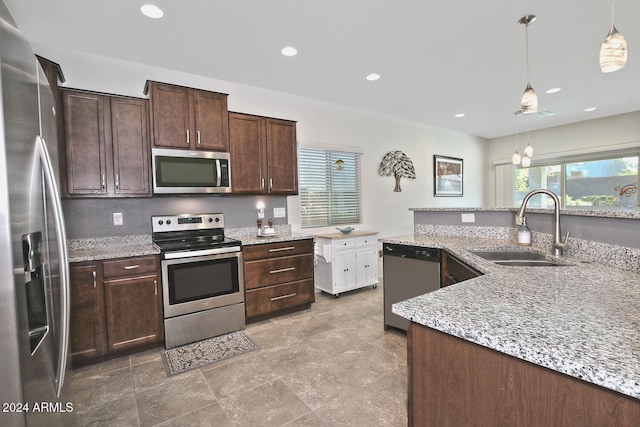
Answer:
0, 1, 73, 425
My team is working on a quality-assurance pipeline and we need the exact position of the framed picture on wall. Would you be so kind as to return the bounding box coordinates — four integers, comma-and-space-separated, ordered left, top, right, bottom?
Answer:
434, 155, 463, 196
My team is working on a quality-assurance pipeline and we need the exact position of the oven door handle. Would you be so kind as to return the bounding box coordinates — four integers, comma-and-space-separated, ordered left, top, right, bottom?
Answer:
162, 246, 242, 259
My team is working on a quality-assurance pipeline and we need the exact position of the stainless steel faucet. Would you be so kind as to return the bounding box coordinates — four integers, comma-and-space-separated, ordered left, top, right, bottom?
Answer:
516, 189, 569, 256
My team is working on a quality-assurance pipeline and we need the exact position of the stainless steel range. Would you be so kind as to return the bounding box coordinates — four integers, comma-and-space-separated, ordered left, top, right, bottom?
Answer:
152, 213, 245, 348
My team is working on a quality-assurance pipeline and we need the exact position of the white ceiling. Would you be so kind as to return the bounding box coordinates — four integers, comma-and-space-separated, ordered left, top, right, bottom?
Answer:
5, 0, 639, 139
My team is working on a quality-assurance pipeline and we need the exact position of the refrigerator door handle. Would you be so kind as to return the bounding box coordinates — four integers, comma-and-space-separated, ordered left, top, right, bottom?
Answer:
36, 136, 70, 398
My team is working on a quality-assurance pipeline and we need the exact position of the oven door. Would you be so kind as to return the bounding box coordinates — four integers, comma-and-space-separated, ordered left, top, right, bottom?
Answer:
161, 250, 244, 318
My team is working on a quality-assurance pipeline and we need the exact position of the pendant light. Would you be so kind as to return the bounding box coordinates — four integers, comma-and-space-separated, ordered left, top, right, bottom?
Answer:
512, 132, 533, 168
512, 149, 521, 165
600, 0, 628, 73
518, 15, 537, 114
512, 133, 522, 165
523, 133, 533, 157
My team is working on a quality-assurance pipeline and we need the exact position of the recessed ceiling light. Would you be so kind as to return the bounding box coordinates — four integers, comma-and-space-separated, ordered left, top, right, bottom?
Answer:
546, 88, 562, 94
454, 113, 465, 118
366, 73, 380, 81
140, 4, 164, 19
584, 107, 597, 112
281, 46, 298, 57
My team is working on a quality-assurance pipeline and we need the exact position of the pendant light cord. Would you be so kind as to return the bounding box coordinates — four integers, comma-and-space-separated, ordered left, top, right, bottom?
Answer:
611, 0, 615, 27
525, 22, 530, 83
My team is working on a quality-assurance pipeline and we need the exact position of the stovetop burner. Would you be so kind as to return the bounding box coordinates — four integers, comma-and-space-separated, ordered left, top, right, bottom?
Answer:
151, 213, 240, 254
153, 235, 241, 253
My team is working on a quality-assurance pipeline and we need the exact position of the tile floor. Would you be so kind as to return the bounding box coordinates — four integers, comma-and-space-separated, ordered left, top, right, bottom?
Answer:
69, 285, 408, 426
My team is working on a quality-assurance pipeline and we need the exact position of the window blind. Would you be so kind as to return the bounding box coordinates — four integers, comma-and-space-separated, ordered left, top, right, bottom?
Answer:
298, 147, 362, 228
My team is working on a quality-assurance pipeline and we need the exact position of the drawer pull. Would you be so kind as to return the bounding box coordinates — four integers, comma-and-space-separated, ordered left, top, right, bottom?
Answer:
271, 292, 297, 301
269, 267, 296, 274
268, 246, 295, 252
123, 265, 140, 270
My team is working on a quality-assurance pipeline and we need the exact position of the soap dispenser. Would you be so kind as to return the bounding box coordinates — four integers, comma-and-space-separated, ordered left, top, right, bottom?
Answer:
517, 217, 531, 247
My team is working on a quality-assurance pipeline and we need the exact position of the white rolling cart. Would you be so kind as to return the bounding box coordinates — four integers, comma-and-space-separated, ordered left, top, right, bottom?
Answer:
314, 231, 379, 297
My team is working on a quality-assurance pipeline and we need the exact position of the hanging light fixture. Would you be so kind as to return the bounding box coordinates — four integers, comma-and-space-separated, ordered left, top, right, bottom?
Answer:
512, 133, 522, 165
512, 132, 533, 168
523, 133, 533, 157
600, 0, 628, 73
518, 15, 538, 114
512, 149, 521, 165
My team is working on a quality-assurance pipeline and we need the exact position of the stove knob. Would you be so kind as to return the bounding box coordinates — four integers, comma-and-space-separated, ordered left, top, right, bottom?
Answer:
166, 220, 171, 225
208, 217, 213, 223
158, 220, 164, 226
214, 217, 220, 222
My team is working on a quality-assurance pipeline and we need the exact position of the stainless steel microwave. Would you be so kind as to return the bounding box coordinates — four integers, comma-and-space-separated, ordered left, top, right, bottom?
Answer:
152, 148, 232, 194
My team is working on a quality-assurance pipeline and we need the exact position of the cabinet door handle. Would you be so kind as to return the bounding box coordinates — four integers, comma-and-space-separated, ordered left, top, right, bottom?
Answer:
271, 292, 296, 301
197, 130, 201, 145
115, 173, 119, 190
153, 279, 158, 296
186, 129, 190, 144
269, 267, 295, 274
269, 178, 273, 192
260, 178, 265, 191
92, 270, 97, 288
268, 246, 295, 252
101, 173, 106, 190
123, 265, 140, 270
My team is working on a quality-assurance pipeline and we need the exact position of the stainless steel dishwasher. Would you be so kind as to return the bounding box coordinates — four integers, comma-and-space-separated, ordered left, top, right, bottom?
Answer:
383, 243, 441, 331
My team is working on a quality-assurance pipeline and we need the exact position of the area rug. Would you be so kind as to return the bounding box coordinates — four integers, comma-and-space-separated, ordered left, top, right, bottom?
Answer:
162, 331, 259, 377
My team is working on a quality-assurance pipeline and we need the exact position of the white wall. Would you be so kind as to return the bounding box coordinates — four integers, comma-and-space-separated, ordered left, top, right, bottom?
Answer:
486, 111, 640, 206
35, 44, 488, 238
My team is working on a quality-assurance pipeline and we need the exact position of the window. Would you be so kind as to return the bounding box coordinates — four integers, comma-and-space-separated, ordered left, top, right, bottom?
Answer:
298, 147, 362, 228
515, 155, 638, 209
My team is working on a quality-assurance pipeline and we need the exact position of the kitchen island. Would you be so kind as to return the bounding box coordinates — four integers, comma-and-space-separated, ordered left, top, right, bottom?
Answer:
384, 233, 640, 426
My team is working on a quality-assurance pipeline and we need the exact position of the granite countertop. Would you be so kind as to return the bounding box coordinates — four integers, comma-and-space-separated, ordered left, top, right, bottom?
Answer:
409, 206, 640, 220
382, 234, 640, 401
68, 235, 159, 263
233, 232, 315, 246
67, 228, 315, 261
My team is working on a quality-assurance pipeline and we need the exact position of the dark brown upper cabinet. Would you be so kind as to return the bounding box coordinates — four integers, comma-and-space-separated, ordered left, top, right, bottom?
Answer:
229, 112, 298, 195
61, 89, 151, 198
145, 81, 229, 151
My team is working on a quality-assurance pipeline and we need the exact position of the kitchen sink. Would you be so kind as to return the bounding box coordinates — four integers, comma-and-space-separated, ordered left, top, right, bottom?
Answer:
492, 260, 566, 267
469, 249, 568, 267
470, 249, 547, 261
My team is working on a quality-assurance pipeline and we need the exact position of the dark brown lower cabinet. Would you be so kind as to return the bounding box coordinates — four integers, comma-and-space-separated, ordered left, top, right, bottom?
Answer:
104, 274, 163, 352
245, 279, 315, 319
70, 262, 106, 360
70, 255, 163, 365
244, 239, 315, 322
408, 322, 640, 427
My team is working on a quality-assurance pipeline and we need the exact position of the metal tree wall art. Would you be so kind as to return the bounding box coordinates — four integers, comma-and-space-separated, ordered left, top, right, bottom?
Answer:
379, 151, 416, 192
